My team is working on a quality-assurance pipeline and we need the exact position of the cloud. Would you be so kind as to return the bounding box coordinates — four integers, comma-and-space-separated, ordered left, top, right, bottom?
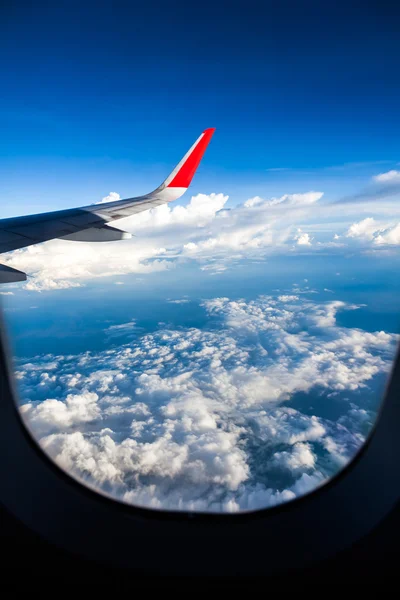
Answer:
244, 191, 323, 208
278, 295, 299, 302
0, 291, 14, 295
375, 223, 400, 245
347, 217, 382, 241
346, 217, 400, 246
25, 278, 83, 292
16, 294, 398, 512
105, 319, 140, 338
96, 192, 121, 204
294, 229, 312, 246
336, 170, 400, 205
167, 298, 190, 304
373, 170, 400, 183
21, 392, 101, 434
131, 192, 229, 229
2, 178, 399, 292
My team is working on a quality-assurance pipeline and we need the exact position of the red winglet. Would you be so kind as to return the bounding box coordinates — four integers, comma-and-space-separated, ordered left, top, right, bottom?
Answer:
167, 128, 216, 188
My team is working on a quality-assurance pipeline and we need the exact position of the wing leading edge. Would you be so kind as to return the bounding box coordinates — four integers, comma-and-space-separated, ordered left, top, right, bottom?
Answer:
0, 128, 215, 282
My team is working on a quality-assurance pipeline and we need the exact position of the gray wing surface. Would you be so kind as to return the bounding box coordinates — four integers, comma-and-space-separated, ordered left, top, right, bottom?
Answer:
0, 191, 168, 254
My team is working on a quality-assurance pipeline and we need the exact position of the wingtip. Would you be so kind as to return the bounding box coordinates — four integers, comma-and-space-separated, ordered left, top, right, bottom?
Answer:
165, 127, 216, 190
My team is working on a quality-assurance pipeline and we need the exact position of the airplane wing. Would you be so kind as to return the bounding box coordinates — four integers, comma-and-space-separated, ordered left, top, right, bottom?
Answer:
0, 128, 215, 283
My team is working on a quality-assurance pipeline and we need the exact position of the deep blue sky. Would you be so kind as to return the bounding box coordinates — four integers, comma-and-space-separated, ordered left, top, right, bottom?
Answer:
1, 1, 399, 214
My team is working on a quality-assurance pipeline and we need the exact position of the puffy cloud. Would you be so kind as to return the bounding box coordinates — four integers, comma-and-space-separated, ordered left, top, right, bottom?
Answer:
96, 192, 121, 204
131, 192, 229, 229
16, 294, 398, 512
21, 392, 101, 434
25, 278, 83, 292
347, 217, 381, 241
346, 217, 400, 246
375, 223, 400, 245
294, 229, 312, 246
271, 442, 316, 472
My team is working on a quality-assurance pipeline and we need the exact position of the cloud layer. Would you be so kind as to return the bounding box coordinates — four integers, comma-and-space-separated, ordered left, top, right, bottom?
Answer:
2, 174, 400, 291
16, 294, 398, 512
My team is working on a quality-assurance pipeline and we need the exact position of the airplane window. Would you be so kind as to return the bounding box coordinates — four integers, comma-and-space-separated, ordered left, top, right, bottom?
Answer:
1, 3, 399, 516
2, 142, 399, 513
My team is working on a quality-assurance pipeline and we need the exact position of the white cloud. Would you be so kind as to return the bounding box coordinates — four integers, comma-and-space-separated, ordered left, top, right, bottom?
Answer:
167, 298, 190, 304
131, 192, 229, 229
0, 291, 14, 295
96, 192, 121, 204
2, 179, 399, 292
278, 295, 299, 302
347, 217, 381, 241
16, 294, 398, 512
271, 442, 316, 472
244, 191, 323, 209
105, 319, 139, 338
25, 278, 83, 292
346, 217, 400, 246
272, 191, 323, 206
295, 230, 312, 246
375, 223, 400, 245
373, 170, 400, 183
21, 392, 101, 433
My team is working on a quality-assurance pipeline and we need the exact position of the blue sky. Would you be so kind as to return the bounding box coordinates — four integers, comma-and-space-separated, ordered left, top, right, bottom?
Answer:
1, 1, 400, 215
1, 1, 400, 513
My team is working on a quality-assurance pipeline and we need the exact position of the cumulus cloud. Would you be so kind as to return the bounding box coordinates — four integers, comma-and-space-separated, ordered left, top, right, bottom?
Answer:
347, 217, 382, 241
16, 294, 398, 513
346, 217, 400, 246
96, 192, 121, 204
25, 278, 83, 292
375, 223, 400, 245
294, 229, 312, 246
